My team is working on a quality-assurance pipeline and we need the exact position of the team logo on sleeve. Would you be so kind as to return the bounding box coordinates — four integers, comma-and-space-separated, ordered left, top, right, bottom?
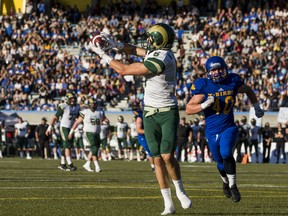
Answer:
191, 84, 196, 90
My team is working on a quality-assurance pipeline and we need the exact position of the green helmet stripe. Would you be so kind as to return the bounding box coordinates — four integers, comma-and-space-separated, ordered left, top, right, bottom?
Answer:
146, 23, 174, 51
155, 26, 168, 48
144, 58, 165, 74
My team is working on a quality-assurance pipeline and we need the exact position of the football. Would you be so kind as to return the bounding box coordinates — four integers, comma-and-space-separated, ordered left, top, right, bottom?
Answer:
89, 32, 107, 48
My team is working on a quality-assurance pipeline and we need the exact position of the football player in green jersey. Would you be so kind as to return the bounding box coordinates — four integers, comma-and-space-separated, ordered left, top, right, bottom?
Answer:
88, 23, 192, 215
46, 92, 80, 171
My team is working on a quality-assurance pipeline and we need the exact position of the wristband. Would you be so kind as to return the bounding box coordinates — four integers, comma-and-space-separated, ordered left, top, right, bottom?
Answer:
69, 129, 75, 136
200, 102, 208, 110
47, 125, 52, 132
102, 54, 113, 65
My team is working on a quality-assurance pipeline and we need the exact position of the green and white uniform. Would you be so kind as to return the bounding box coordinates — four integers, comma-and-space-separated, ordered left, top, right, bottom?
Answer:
80, 109, 102, 156
15, 121, 29, 149
100, 123, 110, 150
129, 121, 139, 150
115, 122, 128, 149
143, 49, 179, 156
56, 103, 80, 149
74, 123, 84, 149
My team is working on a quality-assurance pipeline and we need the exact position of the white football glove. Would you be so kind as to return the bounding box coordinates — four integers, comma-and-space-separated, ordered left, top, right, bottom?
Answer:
253, 103, 265, 118
200, 96, 215, 110
87, 41, 113, 65
88, 41, 105, 57
100, 32, 124, 51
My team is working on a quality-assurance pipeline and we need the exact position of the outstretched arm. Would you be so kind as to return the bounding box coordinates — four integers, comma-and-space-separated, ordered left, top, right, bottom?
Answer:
237, 84, 258, 104
121, 43, 146, 57
238, 84, 264, 118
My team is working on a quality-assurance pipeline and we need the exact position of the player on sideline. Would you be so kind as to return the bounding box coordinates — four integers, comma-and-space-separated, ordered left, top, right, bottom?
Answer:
46, 92, 80, 171
69, 98, 104, 172
88, 23, 192, 215
186, 56, 265, 202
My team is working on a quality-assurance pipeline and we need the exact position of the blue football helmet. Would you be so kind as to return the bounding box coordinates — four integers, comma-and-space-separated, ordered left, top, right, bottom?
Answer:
205, 56, 228, 83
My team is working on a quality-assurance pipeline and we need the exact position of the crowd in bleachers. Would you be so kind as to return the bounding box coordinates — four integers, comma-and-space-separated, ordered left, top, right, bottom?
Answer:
0, 0, 287, 112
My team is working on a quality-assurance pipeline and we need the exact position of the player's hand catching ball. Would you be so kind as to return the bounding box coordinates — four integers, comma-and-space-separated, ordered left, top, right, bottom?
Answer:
100, 32, 124, 51
88, 41, 105, 58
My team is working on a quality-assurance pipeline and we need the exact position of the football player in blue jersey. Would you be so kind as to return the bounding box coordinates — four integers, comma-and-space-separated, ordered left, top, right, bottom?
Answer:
133, 101, 155, 172
186, 56, 264, 203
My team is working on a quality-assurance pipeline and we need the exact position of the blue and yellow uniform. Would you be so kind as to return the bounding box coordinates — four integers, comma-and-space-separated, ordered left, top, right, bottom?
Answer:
133, 109, 152, 157
191, 73, 243, 171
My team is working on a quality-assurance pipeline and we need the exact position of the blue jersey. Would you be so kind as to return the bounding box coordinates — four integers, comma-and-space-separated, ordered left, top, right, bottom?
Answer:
191, 73, 244, 134
133, 109, 152, 157
133, 110, 144, 139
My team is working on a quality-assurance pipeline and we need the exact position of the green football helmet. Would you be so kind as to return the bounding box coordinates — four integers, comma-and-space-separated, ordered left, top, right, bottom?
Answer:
145, 23, 175, 51
65, 92, 77, 105
87, 98, 97, 110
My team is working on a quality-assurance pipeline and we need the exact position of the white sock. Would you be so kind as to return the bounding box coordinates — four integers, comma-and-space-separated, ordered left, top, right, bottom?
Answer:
85, 161, 91, 166
61, 156, 65, 164
172, 179, 192, 209
66, 156, 72, 165
151, 164, 155, 169
0, 150, 2, 158
94, 160, 100, 170
160, 188, 174, 209
76, 154, 80, 160
172, 179, 186, 196
137, 152, 141, 161
129, 152, 133, 160
26, 152, 31, 157
220, 175, 229, 184
227, 174, 236, 187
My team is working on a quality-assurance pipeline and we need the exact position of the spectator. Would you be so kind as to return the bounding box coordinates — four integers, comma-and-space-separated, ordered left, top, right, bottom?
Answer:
274, 122, 286, 164
249, 118, 261, 163
262, 122, 273, 163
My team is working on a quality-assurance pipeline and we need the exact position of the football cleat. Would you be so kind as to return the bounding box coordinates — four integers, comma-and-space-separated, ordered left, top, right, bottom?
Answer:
230, 185, 241, 202
95, 168, 102, 173
177, 193, 192, 209
58, 164, 67, 171
223, 182, 232, 198
66, 164, 77, 171
83, 164, 94, 172
161, 205, 176, 215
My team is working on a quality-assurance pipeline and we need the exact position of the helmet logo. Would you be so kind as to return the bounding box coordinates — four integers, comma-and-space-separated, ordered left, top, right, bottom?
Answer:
210, 62, 221, 70
145, 23, 174, 51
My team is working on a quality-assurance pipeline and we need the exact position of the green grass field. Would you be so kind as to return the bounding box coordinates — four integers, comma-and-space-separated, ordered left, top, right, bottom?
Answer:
0, 158, 287, 216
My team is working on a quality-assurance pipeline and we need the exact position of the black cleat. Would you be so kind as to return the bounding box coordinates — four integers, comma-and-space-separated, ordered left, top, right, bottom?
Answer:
66, 164, 77, 171
58, 164, 67, 171
230, 185, 241, 202
223, 182, 231, 198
